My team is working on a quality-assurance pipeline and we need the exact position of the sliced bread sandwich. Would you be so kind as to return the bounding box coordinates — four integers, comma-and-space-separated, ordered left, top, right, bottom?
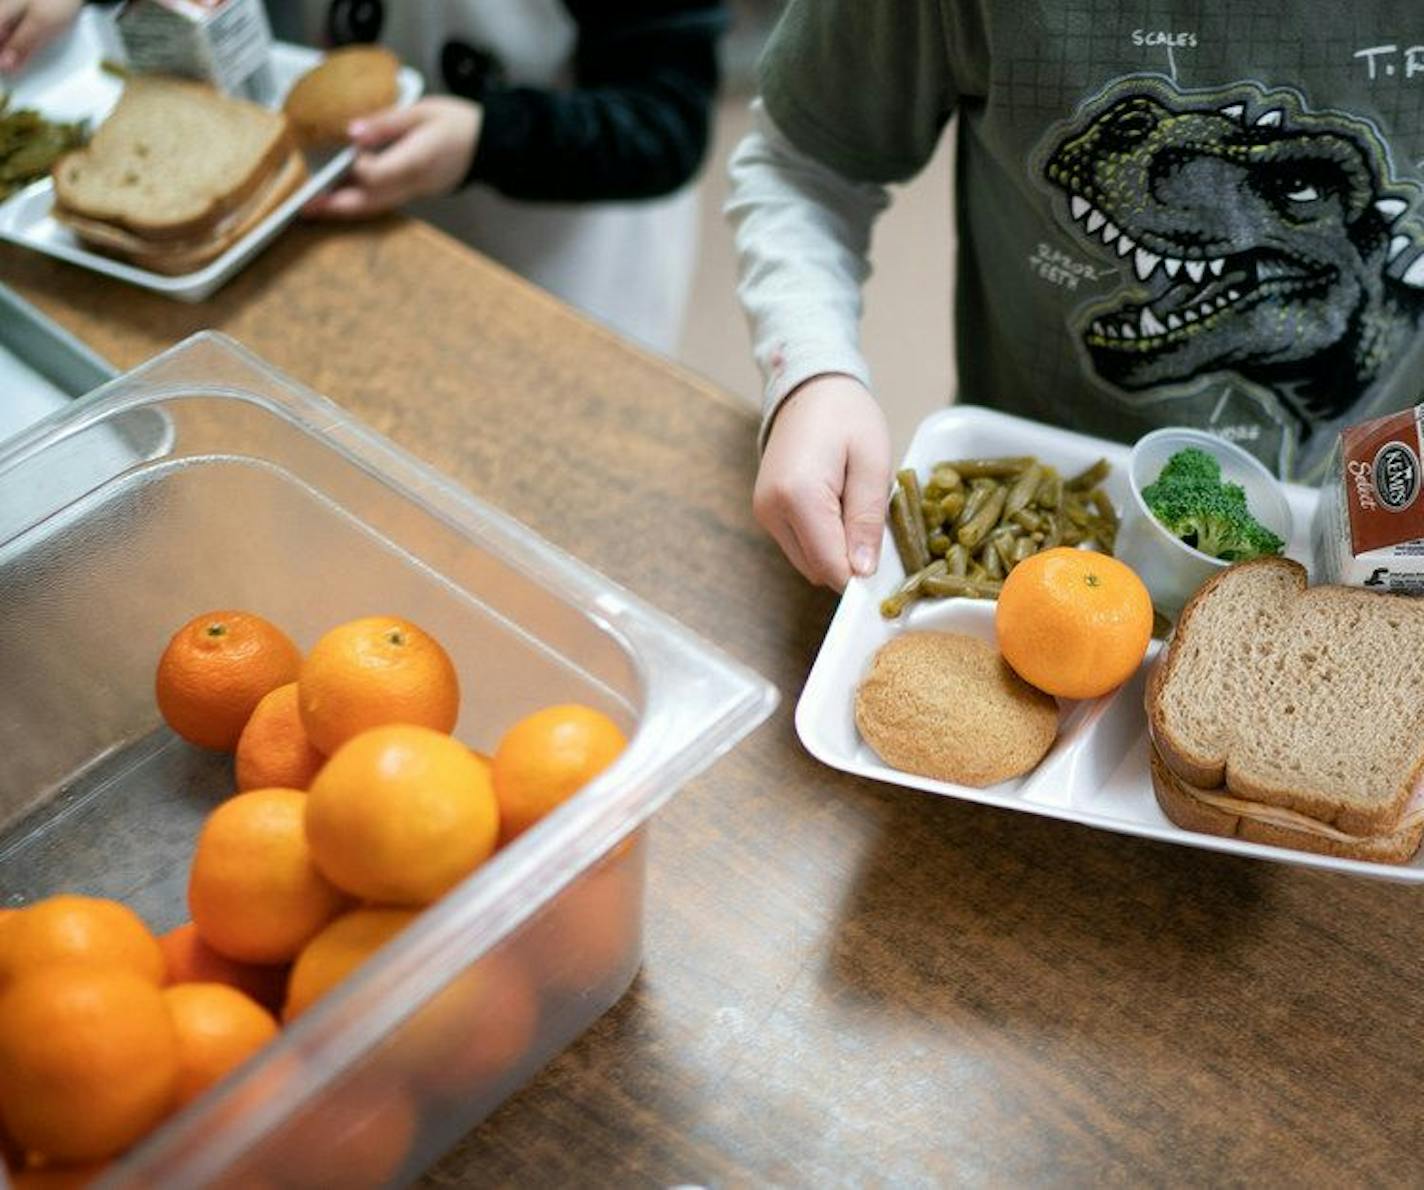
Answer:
49, 77, 306, 274
1145, 556, 1424, 861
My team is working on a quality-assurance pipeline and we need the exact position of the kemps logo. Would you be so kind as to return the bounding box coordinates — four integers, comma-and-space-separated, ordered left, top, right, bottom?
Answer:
1372, 441, 1420, 511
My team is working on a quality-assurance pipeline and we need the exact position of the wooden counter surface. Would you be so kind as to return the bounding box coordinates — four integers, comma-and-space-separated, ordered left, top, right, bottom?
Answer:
7, 222, 1424, 1186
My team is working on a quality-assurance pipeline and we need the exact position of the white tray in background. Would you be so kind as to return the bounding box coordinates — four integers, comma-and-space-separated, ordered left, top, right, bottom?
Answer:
797, 406, 1424, 884
0, 10, 423, 301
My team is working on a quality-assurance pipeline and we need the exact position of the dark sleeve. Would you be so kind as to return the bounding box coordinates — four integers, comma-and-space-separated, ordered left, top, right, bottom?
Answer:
463, 0, 725, 203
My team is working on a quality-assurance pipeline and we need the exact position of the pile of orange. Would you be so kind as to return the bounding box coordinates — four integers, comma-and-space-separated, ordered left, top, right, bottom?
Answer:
1, 609, 635, 1186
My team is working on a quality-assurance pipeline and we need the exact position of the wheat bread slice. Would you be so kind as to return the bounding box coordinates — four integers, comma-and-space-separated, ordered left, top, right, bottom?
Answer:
56, 149, 308, 275
1150, 746, 1424, 864
855, 631, 1059, 788
1146, 557, 1306, 789
51, 77, 294, 242
1148, 557, 1424, 835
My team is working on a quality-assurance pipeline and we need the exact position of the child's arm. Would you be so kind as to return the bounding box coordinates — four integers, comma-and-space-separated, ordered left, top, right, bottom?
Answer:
726, 0, 957, 589
727, 103, 891, 589
307, 0, 724, 218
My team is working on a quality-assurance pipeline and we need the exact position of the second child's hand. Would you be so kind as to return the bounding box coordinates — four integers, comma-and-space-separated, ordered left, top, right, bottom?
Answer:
754, 373, 891, 590
304, 97, 482, 219
0, 0, 82, 73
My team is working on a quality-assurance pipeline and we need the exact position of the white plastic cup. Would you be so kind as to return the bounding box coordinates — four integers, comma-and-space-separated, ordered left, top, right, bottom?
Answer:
1116, 428, 1293, 621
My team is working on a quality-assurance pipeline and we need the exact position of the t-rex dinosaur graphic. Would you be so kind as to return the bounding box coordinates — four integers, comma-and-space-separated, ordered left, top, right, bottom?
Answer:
1041, 79, 1424, 430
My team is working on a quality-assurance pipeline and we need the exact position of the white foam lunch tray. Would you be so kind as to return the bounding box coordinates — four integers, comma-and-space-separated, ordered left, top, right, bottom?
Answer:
0, 9, 423, 301
797, 406, 1424, 884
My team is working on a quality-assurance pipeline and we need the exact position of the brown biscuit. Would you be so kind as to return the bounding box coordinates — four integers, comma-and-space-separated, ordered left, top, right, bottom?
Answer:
855, 631, 1059, 788
283, 45, 401, 148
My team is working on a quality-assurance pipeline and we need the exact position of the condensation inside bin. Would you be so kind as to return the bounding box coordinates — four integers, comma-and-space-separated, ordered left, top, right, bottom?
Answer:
0, 421, 640, 911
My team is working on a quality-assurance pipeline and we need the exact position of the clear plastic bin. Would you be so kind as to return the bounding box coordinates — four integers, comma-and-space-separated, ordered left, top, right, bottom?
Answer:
0, 333, 777, 1188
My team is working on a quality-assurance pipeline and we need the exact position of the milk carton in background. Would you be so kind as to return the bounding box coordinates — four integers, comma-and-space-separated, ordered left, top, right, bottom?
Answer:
1312, 404, 1424, 592
116, 0, 276, 103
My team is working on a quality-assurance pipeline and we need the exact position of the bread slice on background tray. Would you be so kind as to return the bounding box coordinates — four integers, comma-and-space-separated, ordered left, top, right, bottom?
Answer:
1146, 556, 1424, 861
49, 76, 304, 272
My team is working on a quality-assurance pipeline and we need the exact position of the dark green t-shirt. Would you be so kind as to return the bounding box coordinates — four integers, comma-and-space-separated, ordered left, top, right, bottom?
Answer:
762, 0, 1424, 479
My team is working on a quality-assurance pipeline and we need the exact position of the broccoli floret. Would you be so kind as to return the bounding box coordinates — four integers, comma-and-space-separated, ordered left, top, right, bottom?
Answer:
1153, 446, 1222, 488
1141, 449, 1285, 562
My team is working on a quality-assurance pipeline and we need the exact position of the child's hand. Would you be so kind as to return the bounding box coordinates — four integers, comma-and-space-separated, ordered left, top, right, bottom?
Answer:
304, 97, 482, 220
0, 0, 81, 73
754, 374, 890, 590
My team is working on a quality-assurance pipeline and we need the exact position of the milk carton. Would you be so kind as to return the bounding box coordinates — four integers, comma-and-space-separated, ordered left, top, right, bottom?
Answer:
1312, 404, 1424, 592
116, 0, 276, 103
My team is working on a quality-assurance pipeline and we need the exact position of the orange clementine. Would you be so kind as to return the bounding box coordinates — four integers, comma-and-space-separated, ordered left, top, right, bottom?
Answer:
235, 683, 327, 792
305, 726, 499, 905
492, 704, 627, 842
1, 1115, 23, 1172
994, 547, 1153, 700
158, 923, 289, 1015
156, 611, 301, 751
189, 789, 347, 965
297, 616, 459, 756
261, 1081, 418, 1190
283, 908, 417, 1022
0, 966, 178, 1163
163, 983, 280, 1108
409, 950, 539, 1098
0, 896, 164, 991
528, 848, 643, 996
10, 1161, 109, 1189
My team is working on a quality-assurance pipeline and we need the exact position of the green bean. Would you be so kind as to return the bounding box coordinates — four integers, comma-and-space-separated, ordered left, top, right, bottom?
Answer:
879, 560, 947, 618
957, 485, 1007, 549
1011, 508, 1043, 532
1036, 473, 1062, 509
1062, 496, 1091, 528
947, 457, 1034, 479
1065, 458, 1111, 491
1011, 537, 1038, 564
921, 499, 946, 533
1089, 488, 1118, 533
930, 464, 963, 491
1085, 517, 1117, 553
901, 471, 934, 560
927, 531, 951, 557
898, 468, 925, 518
946, 542, 970, 576
1003, 462, 1044, 521
923, 573, 1004, 600
954, 480, 993, 530
889, 487, 930, 574
982, 544, 1004, 579
0, 105, 86, 202
939, 490, 966, 523
1039, 511, 1062, 549
990, 529, 1018, 574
